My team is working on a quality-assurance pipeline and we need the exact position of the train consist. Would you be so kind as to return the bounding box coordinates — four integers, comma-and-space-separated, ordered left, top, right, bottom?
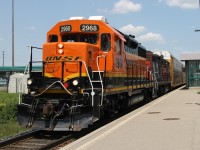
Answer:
17, 16, 185, 131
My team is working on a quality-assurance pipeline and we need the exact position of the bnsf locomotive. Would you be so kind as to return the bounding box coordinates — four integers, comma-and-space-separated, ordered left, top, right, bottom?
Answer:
17, 16, 185, 131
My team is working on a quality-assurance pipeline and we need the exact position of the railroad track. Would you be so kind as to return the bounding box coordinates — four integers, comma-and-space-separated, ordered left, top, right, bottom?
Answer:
0, 130, 76, 150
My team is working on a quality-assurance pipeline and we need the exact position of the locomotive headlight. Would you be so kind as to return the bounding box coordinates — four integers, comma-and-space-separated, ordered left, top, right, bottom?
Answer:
72, 79, 79, 86
58, 43, 63, 49
58, 49, 63, 54
27, 79, 33, 85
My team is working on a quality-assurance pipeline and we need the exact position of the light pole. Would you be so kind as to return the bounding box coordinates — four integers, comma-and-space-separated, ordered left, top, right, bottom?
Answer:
12, 0, 14, 66
2, 51, 5, 66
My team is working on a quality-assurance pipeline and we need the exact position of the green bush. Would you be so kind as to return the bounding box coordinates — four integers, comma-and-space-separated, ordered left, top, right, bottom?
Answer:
0, 92, 18, 124
0, 92, 27, 140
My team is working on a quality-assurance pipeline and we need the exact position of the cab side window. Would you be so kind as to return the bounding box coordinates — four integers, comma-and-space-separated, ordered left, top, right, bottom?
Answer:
101, 33, 111, 51
115, 38, 121, 54
49, 34, 58, 42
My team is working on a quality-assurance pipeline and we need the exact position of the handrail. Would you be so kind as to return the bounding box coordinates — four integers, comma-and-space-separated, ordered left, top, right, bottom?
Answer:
18, 78, 23, 104
96, 52, 107, 106
24, 63, 30, 75
30, 80, 73, 97
81, 61, 95, 106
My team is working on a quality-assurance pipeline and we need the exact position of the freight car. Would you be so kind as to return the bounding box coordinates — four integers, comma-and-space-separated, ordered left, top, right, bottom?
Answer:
146, 51, 171, 98
17, 16, 185, 131
153, 50, 185, 88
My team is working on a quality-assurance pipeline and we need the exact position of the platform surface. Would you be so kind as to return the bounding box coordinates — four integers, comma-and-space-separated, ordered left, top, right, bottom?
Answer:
61, 87, 200, 150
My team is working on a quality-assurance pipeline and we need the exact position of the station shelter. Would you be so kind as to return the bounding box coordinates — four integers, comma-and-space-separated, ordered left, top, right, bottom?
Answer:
180, 53, 200, 88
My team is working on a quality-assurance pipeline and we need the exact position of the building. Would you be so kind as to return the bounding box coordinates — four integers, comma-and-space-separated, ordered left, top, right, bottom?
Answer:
180, 53, 200, 88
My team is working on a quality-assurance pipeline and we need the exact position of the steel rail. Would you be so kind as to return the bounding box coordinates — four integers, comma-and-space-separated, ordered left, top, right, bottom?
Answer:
0, 130, 75, 150
0, 129, 41, 148
39, 134, 75, 150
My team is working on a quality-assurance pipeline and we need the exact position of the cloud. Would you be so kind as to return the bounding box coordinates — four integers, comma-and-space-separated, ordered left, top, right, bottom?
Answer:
119, 24, 146, 36
138, 32, 165, 43
111, 0, 142, 14
119, 24, 165, 43
159, 0, 198, 9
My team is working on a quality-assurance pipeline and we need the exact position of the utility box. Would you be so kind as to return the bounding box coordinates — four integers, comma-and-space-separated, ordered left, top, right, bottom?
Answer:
8, 73, 29, 93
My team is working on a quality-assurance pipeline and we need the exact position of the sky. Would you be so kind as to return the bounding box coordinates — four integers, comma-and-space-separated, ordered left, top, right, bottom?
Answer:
0, 0, 200, 66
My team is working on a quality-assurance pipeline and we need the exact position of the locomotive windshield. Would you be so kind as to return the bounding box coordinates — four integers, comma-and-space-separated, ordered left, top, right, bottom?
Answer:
62, 34, 78, 42
48, 34, 98, 44
80, 34, 97, 44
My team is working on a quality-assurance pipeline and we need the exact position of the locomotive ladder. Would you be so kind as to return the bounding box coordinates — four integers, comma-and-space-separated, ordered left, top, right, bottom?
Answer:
82, 53, 107, 119
82, 61, 102, 107
152, 72, 158, 98
92, 54, 106, 119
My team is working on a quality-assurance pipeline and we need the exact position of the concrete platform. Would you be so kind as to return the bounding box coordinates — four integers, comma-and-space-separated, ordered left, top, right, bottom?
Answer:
61, 86, 200, 150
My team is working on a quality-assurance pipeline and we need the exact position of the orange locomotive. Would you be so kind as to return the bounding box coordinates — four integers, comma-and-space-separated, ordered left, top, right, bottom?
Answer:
17, 16, 183, 131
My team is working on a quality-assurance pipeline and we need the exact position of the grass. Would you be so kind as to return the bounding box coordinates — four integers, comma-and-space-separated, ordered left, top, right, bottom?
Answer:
0, 120, 27, 140
0, 91, 27, 140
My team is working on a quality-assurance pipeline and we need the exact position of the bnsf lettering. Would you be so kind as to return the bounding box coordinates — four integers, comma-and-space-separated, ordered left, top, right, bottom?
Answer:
54, 56, 62, 60
63, 56, 73, 60
74, 56, 82, 60
45, 56, 82, 61
46, 56, 62, 61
